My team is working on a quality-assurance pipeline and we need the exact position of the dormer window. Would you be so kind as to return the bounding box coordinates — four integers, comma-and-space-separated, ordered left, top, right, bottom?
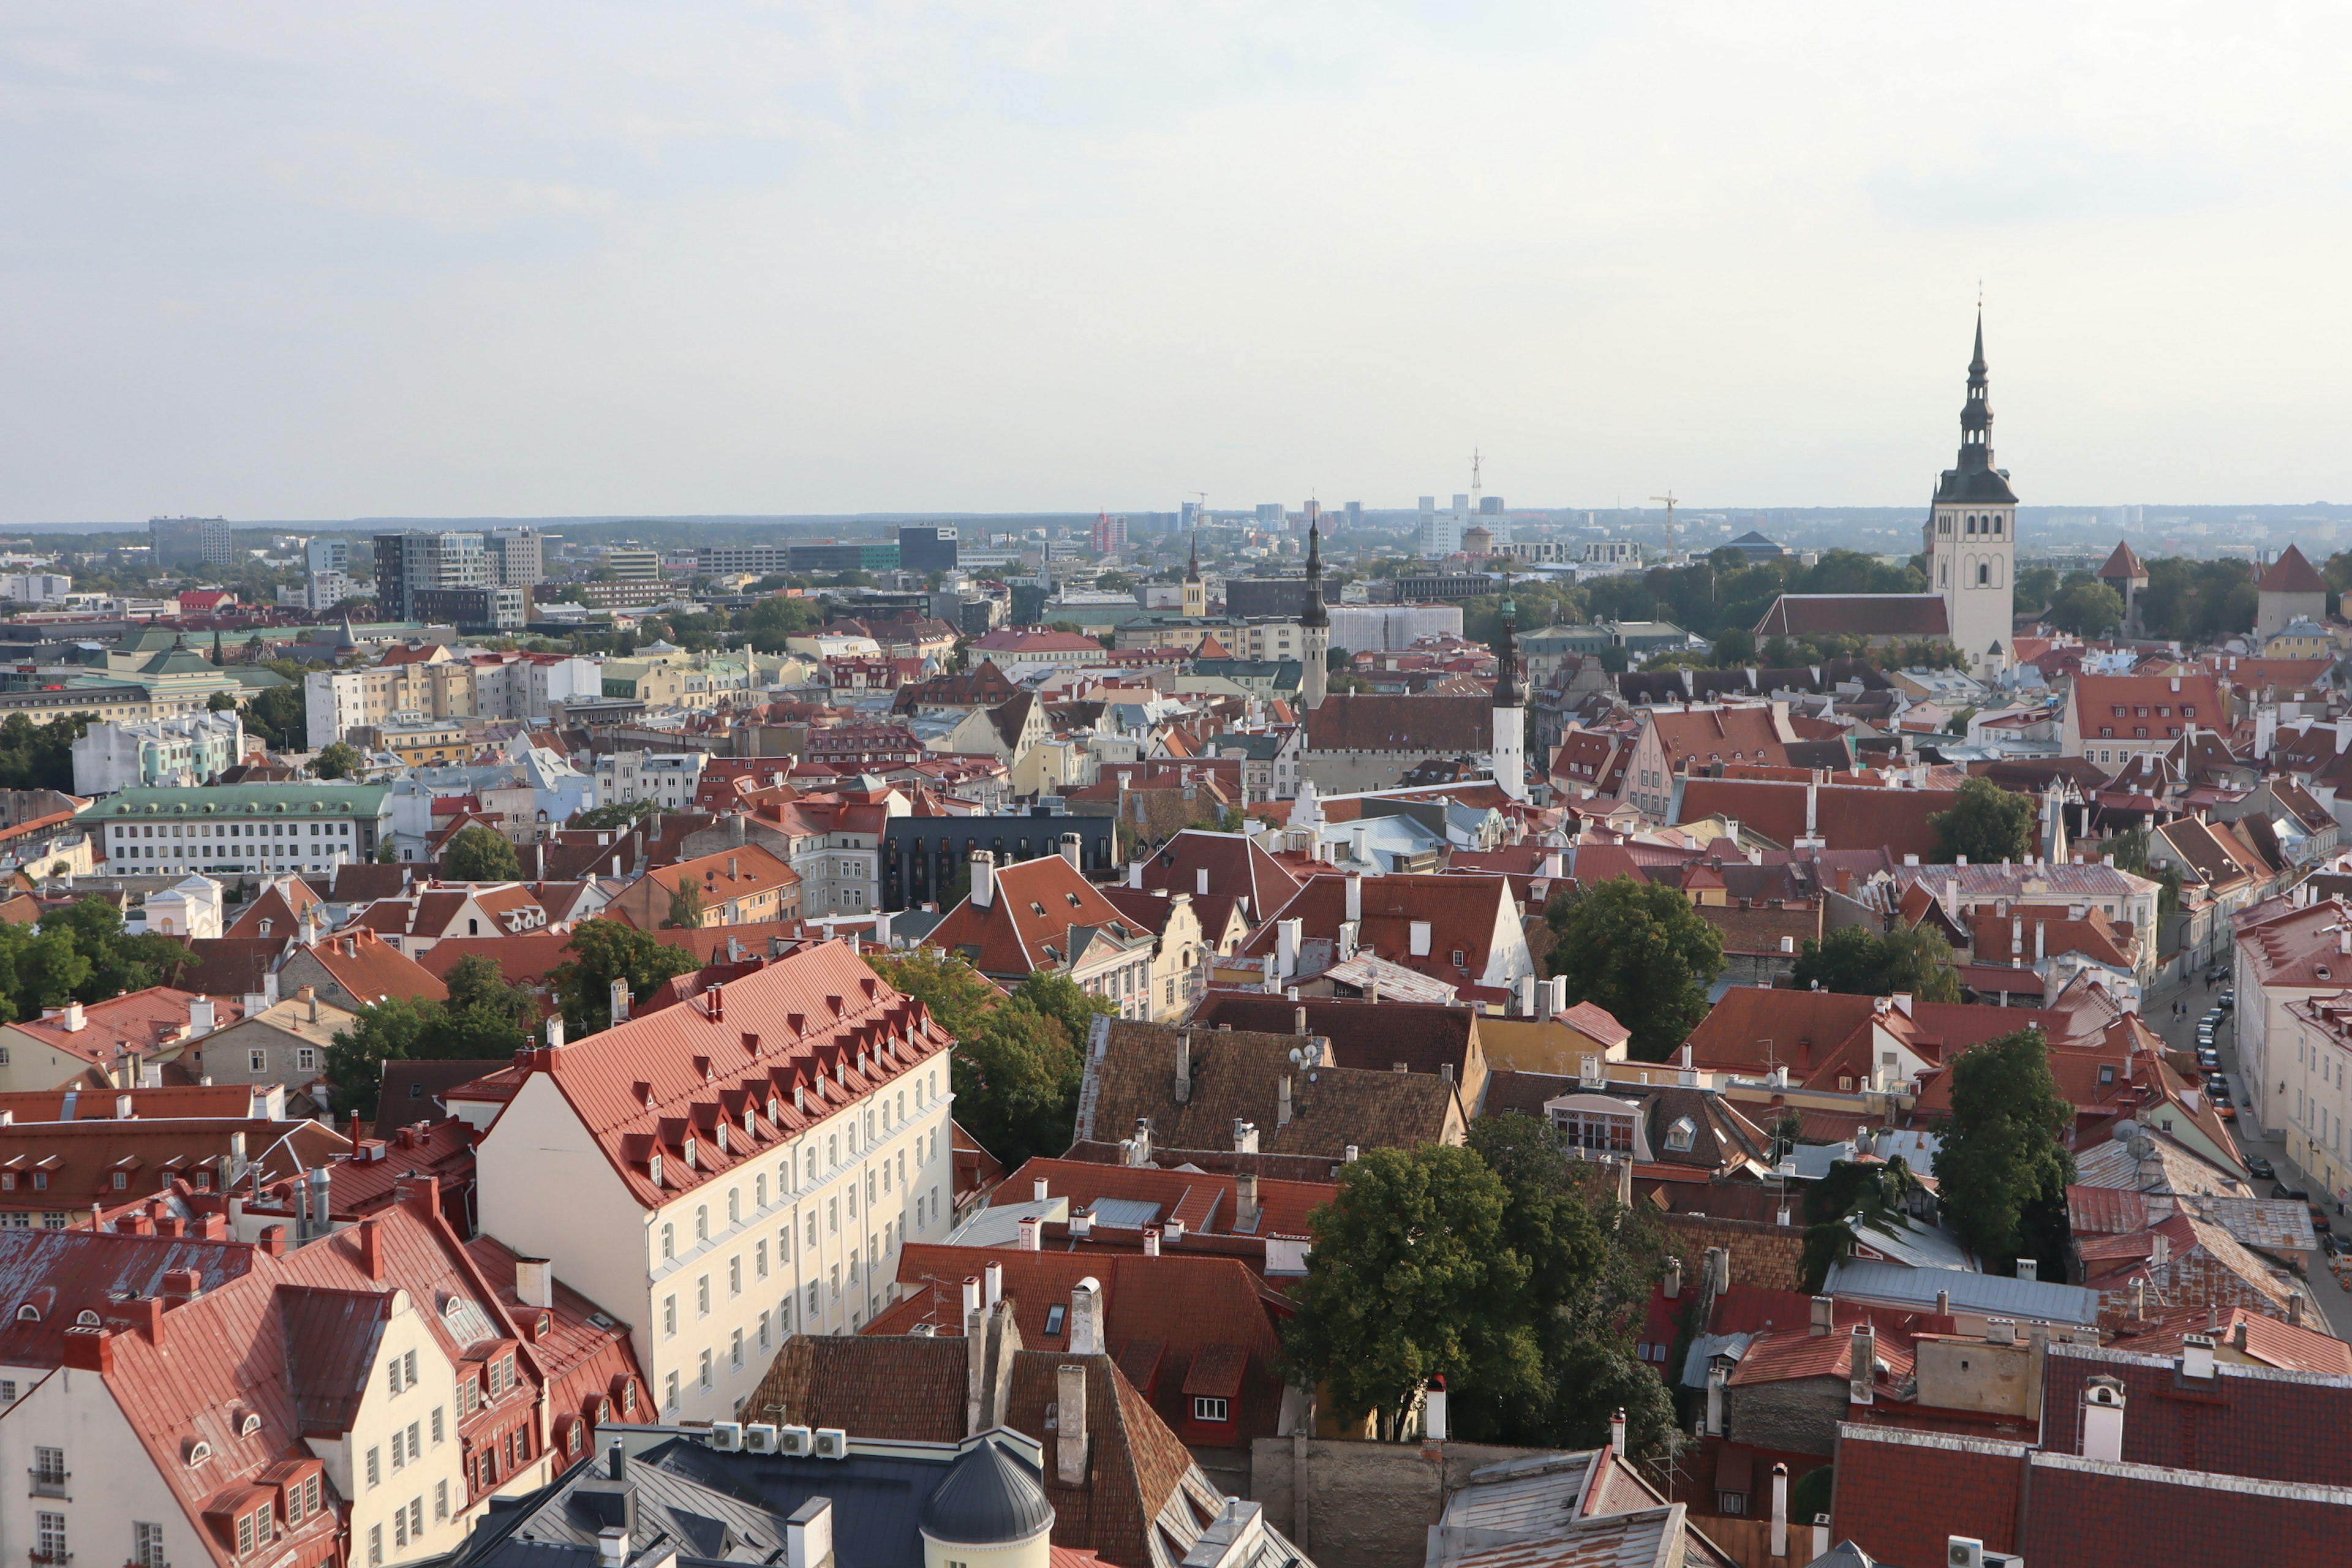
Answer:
74, 1310, 99, 1326
648, 1153, 664, 1185
1665, 1117, 1696, 1153
238, 1412, 261, 1436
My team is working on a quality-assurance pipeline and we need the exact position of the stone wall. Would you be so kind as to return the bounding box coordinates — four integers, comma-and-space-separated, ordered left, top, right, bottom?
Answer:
1250, 1436, 1548, 1568
1726, 1375, 1847, 1458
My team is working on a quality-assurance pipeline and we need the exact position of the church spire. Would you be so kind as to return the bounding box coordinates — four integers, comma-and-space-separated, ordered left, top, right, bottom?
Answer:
1186, 529, 1199, 584
1493, 571, 1520, 708
1300, 522, 1327, 630
1958, 307, 1994, 472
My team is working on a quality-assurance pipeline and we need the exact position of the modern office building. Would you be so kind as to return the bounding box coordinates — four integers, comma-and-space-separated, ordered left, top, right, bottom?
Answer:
415, 586, 528, 632
150, 516, 234, 569
598, 546, 663, 582
488, 527, 546, 588
696, 543, 793, 574
374, 530, 489, 620
790, 541, 900, 573
305, 537, 349, 575
897, 524, 959, 573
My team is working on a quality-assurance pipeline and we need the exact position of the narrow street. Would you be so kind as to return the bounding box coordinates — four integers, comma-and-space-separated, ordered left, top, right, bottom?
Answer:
2136, 968, 2352, 1339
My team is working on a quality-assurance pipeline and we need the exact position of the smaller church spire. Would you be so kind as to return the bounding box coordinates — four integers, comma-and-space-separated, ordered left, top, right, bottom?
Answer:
1300, 522, 1328, 630
1186, 529, 1199, 584
1493, 570, 1521, 709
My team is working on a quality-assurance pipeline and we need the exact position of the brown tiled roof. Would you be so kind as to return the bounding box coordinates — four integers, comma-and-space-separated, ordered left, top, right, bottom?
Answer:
1697, 897, 1822, 958
1673, 777, 1955, 859
999, 1155, 1336, 1240
1184, 994, 1477, 1080
1302, 693, 1493, 753
374, 1060, 515, 1134
173, 937, 288, 997
1078, 1018, 1461, 1158
1129, 829, 1303, 918
2258, 543, 2327, 594
2098, 540, 2148, 581
1479, 1069, 1768, 1175
927, 853, 1144, 978
1237, 872, 1520, 990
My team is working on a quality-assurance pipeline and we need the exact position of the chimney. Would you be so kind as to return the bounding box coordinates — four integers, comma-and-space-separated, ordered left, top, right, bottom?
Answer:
161, 1268, 202, 1304
970, 850, 996, 908
1236, 1173, 1261, 1231
61, 1325, 111, 1374
1068, 1277, 1103, 1355
1174, 1033, 1192, 1105
1232, 1119, 1258, 1154
189, 998, 216, 1034
597, 1530, 627, 1568
1770, 1463, 1789, 1561
1809, 1295, 1833, 1337
1018, 1216, 1042, 1251
1937, 1289, 1951, 1317
2291, 1294, 2306, 1329
1849, 1325, 1876, 1406
1277, 1074, 1292, 1128
1143, 1226, 1161, 1257
2081, 1375, 2127, 1462
1294, 1005, 1308, 1036
611, 977, 631, 1025
62, 1000, 84, 1033
1662, 1257, 1681, 1300
516, 1256, 554, 1310
2016, 1258, 2038, 1283
258, 1224, 288, 1257
784, 1498, 833, 1568
1057, 1362, 1090, 1485
962, 1275, 982, 1319
1422, 1375, 1447, 1442
358, 1221, 385, 1283
1128, 861, 1145, 888
1708, 1246, 1729, 1297
1344, 872, 1363, 924
1060, 832, 1082, 871
1608, 1407, 1626, 1459
1814, 1515, 1832, 1562
984, 1261, 1003, 1308
1705, 1362, 1727, 1436
2181, 1333, 2216, 1382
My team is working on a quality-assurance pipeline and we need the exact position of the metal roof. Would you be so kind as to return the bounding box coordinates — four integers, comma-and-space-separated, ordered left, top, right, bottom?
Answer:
1825, 1258, 2099, 1327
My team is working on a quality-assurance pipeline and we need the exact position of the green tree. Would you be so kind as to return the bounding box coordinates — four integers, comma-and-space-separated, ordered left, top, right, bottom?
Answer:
1709, 627, 1757, 666
548, 919, 703, 1038
445, 824, 524, 882
864, 946, 1001, 1040
0, 714, 95, 791
2014, 566, 2060, 612
2047, 581, 2125, 636
1929, 776, 2036, 865
1281, 1145, 1525, 1441
1932, 1028, 2076, 1272
206, 691, 239, 713
441, 952, 540, 1037
312, 741, 362, 780
1095, 571, 1135, 593
39, 896, 190, 1001
1544, 878, 1723, 1061
664, 876, 706, 929
1789, 924, 1960, 1003
243, 684, 308, 751
325, 995, 435, 1117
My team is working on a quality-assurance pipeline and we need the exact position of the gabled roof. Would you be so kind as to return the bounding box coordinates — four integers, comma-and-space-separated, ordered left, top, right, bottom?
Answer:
1078, 1017, 1460, 1159
2098, 540, 2149, 582
2258, 543, 2328, 594
927, 853, 1144, 978
488, 939, 951, 1210
1130, 829, 1302, 919
2, 987, 250, 1066
0, 1226, 255, 1369
1184, 994, 1479, 1082
224, 876, 323, 940
1237, 872, 1519, 990
1673, 777, 1954, 859
301, 928, 451, 1005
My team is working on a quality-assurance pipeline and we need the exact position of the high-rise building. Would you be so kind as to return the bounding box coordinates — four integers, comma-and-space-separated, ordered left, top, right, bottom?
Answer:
374, 530, 488, 620
486, 527, 545, 589
1255, 503, 1284, 527
150, 516, 233, 570
305, 537, 349, 576
1344, 501, 1362, 530
898, 525, 959, 573
598, 546, 663, 582
1090, 513, 1127, 554
1921, 312, 2016, 677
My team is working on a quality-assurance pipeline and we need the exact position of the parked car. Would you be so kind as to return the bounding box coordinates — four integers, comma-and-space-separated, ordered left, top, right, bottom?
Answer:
2274, 1183, 2310, 1202
2197, 1049, 2219, 1069
2217, 994, 2234, 1012
2247, 1153, 2276, 1180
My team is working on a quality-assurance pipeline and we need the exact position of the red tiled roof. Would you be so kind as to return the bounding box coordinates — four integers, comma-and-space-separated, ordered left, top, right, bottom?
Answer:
2098, 540, 2148, 581
490, 938, 949, 1210
927, 853, 1141, 978
303, 929, 451, 1005
2, 987, 251, 1066
998, 1156, 1334, 1240
2259, 543, 2327, 594
224, 878, 323, 940
1301, 694, 1493, 754
1128, 829, 1302, 919
1674, 777, 1955, 859
0, 1226, 255, 1370
1237, 872, 1520, 989
464, 1233, 651, 1428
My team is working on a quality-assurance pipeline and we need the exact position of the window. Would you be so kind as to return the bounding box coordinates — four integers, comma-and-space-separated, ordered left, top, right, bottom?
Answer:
34, 1446, 65, 1491
663, 1371, 680, 1411
664, 1295, 676, 1335
1193, 1396, 1230, 1423
729, 1257, 741, 1296
434, 1481, 448, 1521
406, 1422, 421, 1462
1665, 1117, 1696, 1153
695, 1205, 708, 1242
661, 1223, 674, 1260
135, 1523, 167, 1568
366, 1446, 381, 1487
249, 1050, 267, 1072
755, 1239, 767, 1278
1044, 1303, 1066, 1336
296, 1047, 317, 1072
699, 1349, 713, 1390
731, 1329, 744, 1368
37, 1513, 66, 1563
1551, 1107, 1636, 1154
431, 1407, 445, 1444
408, 1500, 421, 1542
368, 1526, 382, 1568
698, 1275, 710, 1316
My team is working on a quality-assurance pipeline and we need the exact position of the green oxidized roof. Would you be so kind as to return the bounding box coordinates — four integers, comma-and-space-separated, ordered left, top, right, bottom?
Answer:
80, 783, 394, 818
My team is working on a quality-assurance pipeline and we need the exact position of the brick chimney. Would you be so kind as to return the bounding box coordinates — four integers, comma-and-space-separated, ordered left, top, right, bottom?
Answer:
358, 1220, 385, 1283
61, 1325, 111, 1373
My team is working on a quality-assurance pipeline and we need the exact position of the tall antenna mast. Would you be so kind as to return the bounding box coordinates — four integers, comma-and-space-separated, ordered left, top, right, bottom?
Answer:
1652, 491, 1679, 565
1471, 448, 1483, 514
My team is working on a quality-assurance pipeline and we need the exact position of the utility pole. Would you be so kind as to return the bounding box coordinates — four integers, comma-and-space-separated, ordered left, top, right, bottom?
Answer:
1653, 491, 1679, 565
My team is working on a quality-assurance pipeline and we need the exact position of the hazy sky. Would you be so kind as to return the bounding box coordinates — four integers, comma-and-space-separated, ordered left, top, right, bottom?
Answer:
7, 3, 2352, 523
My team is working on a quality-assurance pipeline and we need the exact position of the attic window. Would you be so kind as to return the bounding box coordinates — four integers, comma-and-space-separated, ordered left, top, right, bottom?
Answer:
1031, 902, 1047, 916
1067, 893, 1083, 908
186, 1441, 211, 1466
15, 1305, 36, 1322
1044, 1303, 1067, 1336
1665, 1117, 1696, 1153
238, 1412, 262, 1436
648, 1152, 664, 1185
75, 1310, 99, 1326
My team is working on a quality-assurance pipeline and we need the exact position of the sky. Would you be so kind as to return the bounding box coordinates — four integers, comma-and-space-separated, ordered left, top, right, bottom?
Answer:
7, 2, 2352, 524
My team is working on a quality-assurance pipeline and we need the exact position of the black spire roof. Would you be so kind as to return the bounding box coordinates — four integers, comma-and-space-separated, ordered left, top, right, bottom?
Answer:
1493, 574, 1520, 708
1934, 309, 2016, 505
1300, 523, 1328, 630
1186, 530, 1200, 584
917, 1434, 1054, 1547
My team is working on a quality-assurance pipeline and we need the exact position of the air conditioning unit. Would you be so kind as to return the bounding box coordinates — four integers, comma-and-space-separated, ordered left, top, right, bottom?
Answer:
813, 1427, 849, 1460
706, 1422, 743, 1452
743, 1424, 779, 1455
1947, 1540, 1982, 1568
777, 1425, 815, 1457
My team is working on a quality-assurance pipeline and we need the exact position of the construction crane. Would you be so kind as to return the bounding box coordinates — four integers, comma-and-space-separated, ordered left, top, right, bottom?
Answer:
1653, 491, 1679, 565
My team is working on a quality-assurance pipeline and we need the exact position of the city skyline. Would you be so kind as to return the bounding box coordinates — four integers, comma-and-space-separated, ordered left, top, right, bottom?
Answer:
9, 6, 2352, 522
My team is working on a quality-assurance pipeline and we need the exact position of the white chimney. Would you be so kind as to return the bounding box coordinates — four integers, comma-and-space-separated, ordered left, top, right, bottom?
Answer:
1850, 1325, 1875, 1406
1345, 872, 1363, 923
598, 1529, 627, 1568
1705, 1363, 1727, 1435
784, 1498, 833, 1568
1068, 1277, 1103, 1355
1128, 862, 1145, 888
962, 1275, 982, 1317
1018, 1216, 1042, 1251
1422, 1378, 1447, 1442
1770, 1463, 1789, 1560
515, 1256, 554, 1310
1033, 1177, 1050, 1202
2181, 1332, 2215, 1382
984, 1261, 1003, 1308
62, 1001, 83, 1033
971, 850, 997, 909
1056, 1362, 1089, 1486
1232, 1119, 1258, 1153
1142, 1226, 1161, 1258
189, 998, 216, 1035
1608, 1407, 1626, 1458
1276, 918, 1301, 978
1060, 832, 1082, 871
2081, 1375, 2126, 1463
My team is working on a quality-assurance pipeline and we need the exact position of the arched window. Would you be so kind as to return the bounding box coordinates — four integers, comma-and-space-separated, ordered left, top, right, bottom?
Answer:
1978, 561, 1991, 587
695, 1205, 709, 1242
661, 1223, 674, 1260
727, 1189, 741, 1225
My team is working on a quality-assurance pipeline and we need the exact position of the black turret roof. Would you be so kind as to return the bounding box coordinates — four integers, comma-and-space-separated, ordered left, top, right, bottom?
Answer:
918, 1432, 1055, 1547
1300, 523, 1329, 630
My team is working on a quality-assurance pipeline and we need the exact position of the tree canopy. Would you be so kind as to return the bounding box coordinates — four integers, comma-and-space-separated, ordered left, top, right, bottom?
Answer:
444, 824, 522, 881
324, 953, 543, 1116
1283, 1123, 1678, 1457
1544, 877, 1722, 1061
2046, 580, 2125, 637
572, 799, 658, 831
1789, 923, 1960, 1003
1929, 776, 2036, 865
548, 919, 703, 1038
0, 713, 94, 791
1931, 1027, 2076, 1272
863, 950, 1115, 1169
312, 741, 362, 780
243, 684, 307, 750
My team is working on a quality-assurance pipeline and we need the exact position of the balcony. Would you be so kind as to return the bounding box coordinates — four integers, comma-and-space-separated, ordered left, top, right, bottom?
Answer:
28, 1468, 69, 1499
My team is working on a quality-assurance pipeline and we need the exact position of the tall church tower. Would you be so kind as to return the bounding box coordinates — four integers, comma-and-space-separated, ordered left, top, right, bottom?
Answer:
1300, 522, 1330, 709
1491, 578, 1527, 801
1183, 530, 1206, 619
1923, 312, 2016, 677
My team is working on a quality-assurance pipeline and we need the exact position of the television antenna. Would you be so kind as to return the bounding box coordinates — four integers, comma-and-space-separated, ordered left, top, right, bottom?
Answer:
1653, 491, 1679, 564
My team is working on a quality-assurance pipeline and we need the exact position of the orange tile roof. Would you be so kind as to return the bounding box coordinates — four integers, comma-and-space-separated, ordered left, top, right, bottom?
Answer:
2, 987, 251, 1066
927, 853, 1144, 978
303, 929, 451, 1005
